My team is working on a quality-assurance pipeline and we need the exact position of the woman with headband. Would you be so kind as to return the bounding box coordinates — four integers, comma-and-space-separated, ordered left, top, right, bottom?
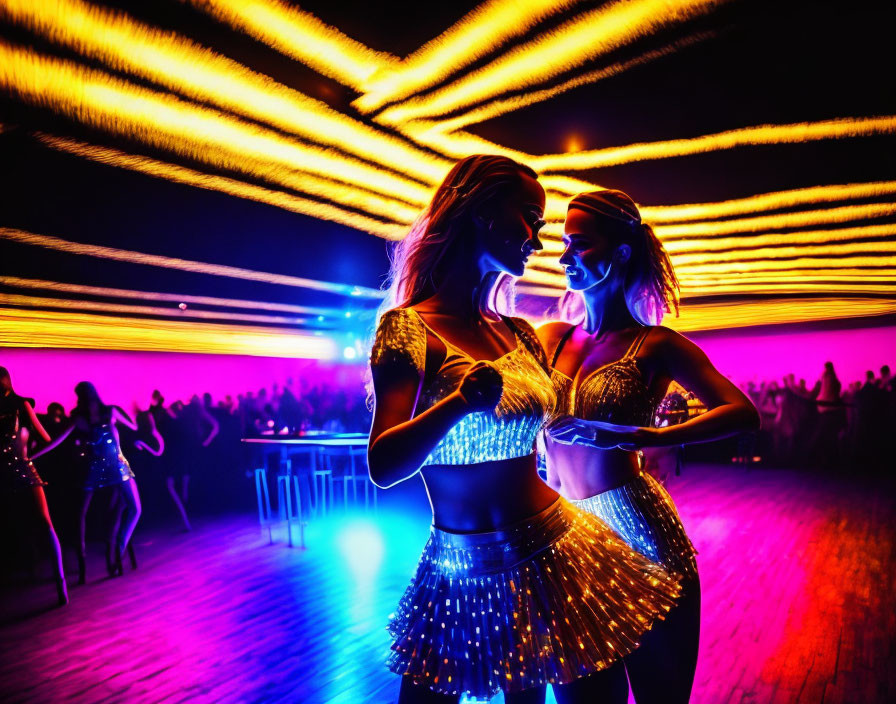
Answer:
538, 189, 760, 704
368, 158, 681, 704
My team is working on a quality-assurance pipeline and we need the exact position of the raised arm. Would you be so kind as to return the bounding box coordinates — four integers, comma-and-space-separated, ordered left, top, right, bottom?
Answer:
23, 400, 52, 443
112, 406, 138, 431
366, 308, 501, 488
135, 411, 165, 457
200, 406, 219, 446
30, 423, 74, 459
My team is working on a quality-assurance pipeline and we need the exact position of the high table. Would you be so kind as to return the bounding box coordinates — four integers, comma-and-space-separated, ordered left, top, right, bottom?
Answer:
242, 434, 369, 548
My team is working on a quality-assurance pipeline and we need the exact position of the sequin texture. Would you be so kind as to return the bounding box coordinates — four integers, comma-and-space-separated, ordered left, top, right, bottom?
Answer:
387, 498, 681, 698
0, 393, 46, 490
573, 473, 697, 579
74, 422, 135, 490
551, 326, 698, 580
371, 308, 555, 465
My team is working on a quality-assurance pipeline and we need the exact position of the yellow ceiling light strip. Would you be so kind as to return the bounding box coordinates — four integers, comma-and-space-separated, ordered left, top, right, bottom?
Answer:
0, 228, 385, 298
531, 115, 896, 171
0, 44, 431, 208
661, 223, 896, 254
518, 294, 896, 331
0, 0, 449, 186
675, 254, 896, 276
410, 32, 712, 136
376, 0, 726, 124
678, 269, 896, 283
186, 0, 396, 88
0, 293, 314, 326
654, 202, 896, 238
0, 307, 338, 359
0, 276, 346, 317
36, 134, 408, 239
518, 279, 896, 298
355, 0, 584, 112
666, 297, 896, 331
642, 181, 896, 223
671, 240, 896, 266
519, 262, 896, 291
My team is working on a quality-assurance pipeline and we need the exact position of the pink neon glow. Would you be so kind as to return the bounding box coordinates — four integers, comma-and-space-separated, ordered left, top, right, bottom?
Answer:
686, 325, 895, 387
0, 348, 366, 413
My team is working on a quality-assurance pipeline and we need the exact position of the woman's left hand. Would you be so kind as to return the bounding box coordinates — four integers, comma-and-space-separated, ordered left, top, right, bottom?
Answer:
546, 415, 651, 450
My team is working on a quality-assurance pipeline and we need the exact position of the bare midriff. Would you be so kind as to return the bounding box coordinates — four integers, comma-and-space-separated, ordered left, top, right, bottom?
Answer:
543, 437, 640, 500
422, 454, 559, 533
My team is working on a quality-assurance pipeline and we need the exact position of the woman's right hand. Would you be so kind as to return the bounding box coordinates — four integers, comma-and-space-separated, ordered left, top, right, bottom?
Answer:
458, 361, 504, 411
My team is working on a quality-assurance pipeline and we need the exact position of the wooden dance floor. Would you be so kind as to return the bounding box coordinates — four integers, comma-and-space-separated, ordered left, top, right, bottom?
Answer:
0, 463, 893, 703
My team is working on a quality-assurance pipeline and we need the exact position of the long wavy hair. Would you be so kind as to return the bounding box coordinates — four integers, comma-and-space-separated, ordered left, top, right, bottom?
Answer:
365, 155, 538, 404
380, 154, 538, 317
559, 189, 679, 326
73, 381, 110, 422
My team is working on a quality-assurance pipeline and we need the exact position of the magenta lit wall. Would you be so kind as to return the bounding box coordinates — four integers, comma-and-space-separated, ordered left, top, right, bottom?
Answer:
3, 323, 894, 412
0, 348, 367, 413
686, 324, 896, 387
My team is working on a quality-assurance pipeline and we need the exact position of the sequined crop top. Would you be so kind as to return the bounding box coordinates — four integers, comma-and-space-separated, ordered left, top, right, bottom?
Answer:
370, 308, 556, 466
551, 325, 664, 426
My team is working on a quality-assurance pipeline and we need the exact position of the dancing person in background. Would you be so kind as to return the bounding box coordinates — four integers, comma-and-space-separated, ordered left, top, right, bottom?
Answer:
33, 382, 142, 582
367, 156, 681, 704
537, 190, 760, 704
0, 367, 68, 606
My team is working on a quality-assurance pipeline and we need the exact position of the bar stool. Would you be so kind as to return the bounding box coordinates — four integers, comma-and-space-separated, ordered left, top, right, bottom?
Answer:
349, 446, 377, 512
275, 458, 305, 548
323, 446, 356, 511
253, 467, 273, 544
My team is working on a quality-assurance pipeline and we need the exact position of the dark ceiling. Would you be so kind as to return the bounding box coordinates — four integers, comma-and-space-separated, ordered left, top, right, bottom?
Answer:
1, 0, 894, 340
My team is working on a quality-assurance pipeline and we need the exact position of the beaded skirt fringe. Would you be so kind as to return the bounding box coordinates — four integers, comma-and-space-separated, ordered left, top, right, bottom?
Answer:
387, 498, 681, 698
573, 472, 698, 580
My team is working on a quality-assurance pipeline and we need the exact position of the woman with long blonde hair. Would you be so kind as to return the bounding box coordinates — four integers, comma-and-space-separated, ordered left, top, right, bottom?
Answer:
367, 158, 681, 704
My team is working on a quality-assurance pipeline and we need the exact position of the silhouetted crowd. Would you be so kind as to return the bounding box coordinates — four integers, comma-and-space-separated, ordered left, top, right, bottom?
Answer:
741, 363, 895, 471
30, 378, 372, 530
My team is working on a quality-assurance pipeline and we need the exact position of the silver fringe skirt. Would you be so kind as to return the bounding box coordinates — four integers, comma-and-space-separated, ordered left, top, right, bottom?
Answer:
387, 497, 681, 698
573, 472, 698, 580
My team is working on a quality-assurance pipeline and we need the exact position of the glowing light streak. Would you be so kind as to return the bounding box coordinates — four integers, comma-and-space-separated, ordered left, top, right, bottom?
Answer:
0, 44, 431, 210
187, 0, 396, 88
519, 290, 896, 330
670, 240, 896, 266
531, 116, 896, 171
0, 277, 347, 317
642, 181, 896, 223
675, 255, 896, 276
0, 0, 449, 186
0, 228, 385, 298
0, 308, 338, 358
520, 264, 896, 292
0, 293, 314, 326
654, 203, 896, 239
664, 297, 896, 332
661, 224, 896, 255
355, 0, 584, 112
376, 0, 726, 124
406, 32, 711, 136
36, 134, 408, 239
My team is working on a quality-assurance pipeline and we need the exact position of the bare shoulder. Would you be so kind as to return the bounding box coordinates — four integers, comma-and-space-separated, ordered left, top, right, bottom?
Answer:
647, 325, 710, 362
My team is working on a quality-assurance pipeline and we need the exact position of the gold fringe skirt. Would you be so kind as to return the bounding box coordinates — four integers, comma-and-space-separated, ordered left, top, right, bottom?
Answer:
573, 472, 698, 580
387, 498, 681, 698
